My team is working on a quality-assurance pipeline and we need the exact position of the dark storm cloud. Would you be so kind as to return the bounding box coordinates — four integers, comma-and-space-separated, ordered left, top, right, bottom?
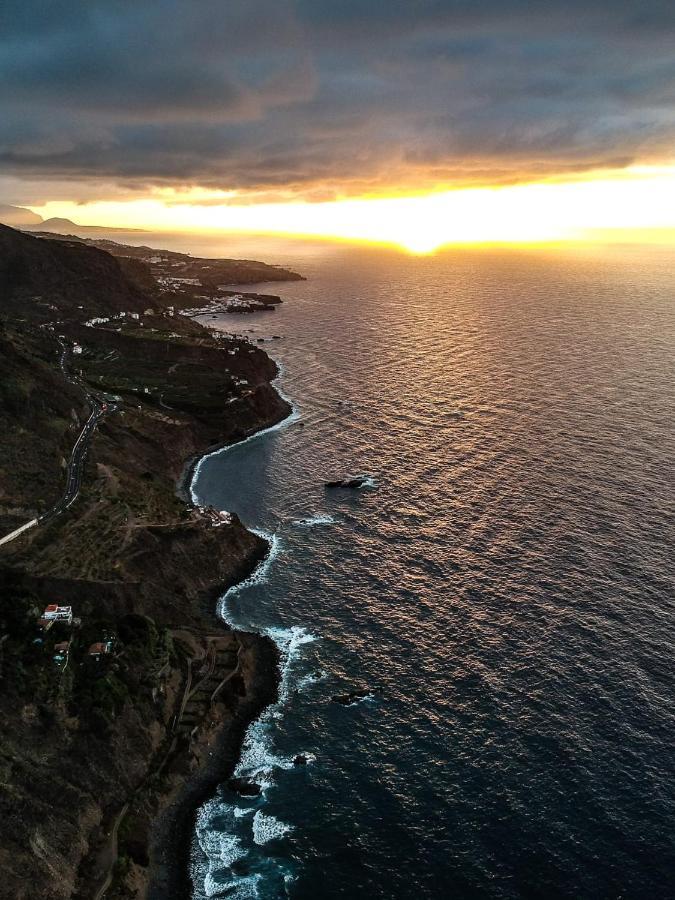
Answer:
1, 0, 675, 198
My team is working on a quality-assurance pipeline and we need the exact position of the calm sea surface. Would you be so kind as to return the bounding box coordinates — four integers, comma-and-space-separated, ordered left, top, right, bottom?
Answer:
189, 241, 675, 899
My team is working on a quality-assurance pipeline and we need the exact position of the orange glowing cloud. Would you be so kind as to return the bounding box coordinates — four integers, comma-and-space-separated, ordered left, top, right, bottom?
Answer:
29, 166, 675, 253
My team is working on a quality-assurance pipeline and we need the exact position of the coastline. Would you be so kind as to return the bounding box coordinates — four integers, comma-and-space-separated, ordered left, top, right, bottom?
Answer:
148, 631, 280, 900
70, 365, 295, 900
151, 355, 299, 899
183, 356, 299, 508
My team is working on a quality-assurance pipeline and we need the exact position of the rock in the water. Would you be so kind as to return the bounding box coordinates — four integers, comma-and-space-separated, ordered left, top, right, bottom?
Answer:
228, 777, 261, 797
293, 754, 308, 766
331, 687, 382, 706
325, 476, 369, 489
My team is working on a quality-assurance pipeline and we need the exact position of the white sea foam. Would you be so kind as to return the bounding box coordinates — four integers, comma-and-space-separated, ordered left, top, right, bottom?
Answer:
190, 356, 300, 506
252, 811, 292, 845
266, 625, 318, 702
291, 514, 336, 527
235, 727, 294, 786
191, 358, 310, 899
234, 625, 318, 783
234, 806, 255, 819
346, 691, 379, 706
351, 474, 377, 489
192, 826, 249, 899
211, 834, 245, 869
216, 527, 283, 628
297, 669, 328, 691
267, 623, 317, 655
217, 529, 318, 789
295, 751, 316, 765
203, 871, 260, 899
195, 801, 247, 866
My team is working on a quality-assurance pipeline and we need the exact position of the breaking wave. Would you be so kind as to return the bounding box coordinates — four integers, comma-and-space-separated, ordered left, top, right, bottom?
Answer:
252, 811, 292, 846
190, 353, 300, 507
291, 514, 336, 527
217, 528, 282, 624
191, 358, 316, 900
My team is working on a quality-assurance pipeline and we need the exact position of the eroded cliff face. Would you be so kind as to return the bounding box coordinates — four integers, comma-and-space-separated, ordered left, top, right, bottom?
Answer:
0, 226, 293, 899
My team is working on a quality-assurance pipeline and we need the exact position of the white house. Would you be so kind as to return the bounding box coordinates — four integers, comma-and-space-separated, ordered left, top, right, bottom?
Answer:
42, 604, 73, 626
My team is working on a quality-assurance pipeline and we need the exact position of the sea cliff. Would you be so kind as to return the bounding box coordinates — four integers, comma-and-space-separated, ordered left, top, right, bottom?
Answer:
0, 224, 297, 899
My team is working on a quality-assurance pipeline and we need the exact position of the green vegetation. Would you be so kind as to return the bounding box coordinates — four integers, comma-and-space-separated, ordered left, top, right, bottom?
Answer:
0, 568, 171, 733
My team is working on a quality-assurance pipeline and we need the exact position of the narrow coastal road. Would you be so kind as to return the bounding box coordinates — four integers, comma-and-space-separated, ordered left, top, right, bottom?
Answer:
0, 518, 39, 548
0, 338, 117, 546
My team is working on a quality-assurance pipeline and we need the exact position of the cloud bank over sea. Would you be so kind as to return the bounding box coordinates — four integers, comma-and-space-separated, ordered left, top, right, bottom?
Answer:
2, 0, 675, 204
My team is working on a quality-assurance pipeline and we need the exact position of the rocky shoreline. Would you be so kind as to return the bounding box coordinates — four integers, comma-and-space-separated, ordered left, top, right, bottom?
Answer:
99, 404, 291, 900
148, 630, 280, 900
148, 396, 297, 900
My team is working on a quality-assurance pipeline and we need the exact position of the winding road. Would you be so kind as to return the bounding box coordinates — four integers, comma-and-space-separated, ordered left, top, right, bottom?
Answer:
40, 395, 113, 521
0, 338, 117, 547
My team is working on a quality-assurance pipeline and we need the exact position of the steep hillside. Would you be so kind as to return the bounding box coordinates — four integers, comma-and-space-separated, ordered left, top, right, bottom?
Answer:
0, 323, 87, 531
0, 225, 158, 321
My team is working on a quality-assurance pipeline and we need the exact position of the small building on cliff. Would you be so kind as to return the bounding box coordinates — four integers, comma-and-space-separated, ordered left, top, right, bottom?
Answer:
41, 604, 73, 626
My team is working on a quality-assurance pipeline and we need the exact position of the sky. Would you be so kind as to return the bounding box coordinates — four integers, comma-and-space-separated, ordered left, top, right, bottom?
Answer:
2, 0, 675, 250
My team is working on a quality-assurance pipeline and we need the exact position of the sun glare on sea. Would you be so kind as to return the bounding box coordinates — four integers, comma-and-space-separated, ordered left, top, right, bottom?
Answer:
31, 165, 675, 253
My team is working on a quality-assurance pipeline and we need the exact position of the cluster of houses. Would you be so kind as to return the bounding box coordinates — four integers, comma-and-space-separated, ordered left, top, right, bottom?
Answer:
182, 294, 276, 316
157, 275, 201, 288
197, 505, 234, 528
82, 307, 175, 329
35, 604, 114, 671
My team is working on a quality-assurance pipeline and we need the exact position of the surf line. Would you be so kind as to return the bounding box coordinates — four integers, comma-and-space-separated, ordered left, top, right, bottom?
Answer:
189, 354, 315, 896
190, 356, 300, 506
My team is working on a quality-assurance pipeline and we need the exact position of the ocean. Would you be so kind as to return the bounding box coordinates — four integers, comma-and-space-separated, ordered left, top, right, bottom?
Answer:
188, 240, 675, 899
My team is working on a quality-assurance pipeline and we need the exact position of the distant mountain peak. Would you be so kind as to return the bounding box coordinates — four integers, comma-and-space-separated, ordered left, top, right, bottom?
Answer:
27, 217, 145, 236
0, 204, 43, 227
38, 217, 80, 230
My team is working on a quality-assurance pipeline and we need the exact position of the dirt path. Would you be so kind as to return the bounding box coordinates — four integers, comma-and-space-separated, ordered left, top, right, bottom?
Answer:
91, 801, 129, 900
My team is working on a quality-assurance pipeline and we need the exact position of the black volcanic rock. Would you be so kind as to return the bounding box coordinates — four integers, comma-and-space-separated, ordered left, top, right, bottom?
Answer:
325, 476, 369, 489
228, 777, 262, 797
331, 688, 383, 706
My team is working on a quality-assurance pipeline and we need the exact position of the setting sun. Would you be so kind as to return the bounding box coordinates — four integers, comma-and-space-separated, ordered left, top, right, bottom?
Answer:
29, 166, 675, 253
